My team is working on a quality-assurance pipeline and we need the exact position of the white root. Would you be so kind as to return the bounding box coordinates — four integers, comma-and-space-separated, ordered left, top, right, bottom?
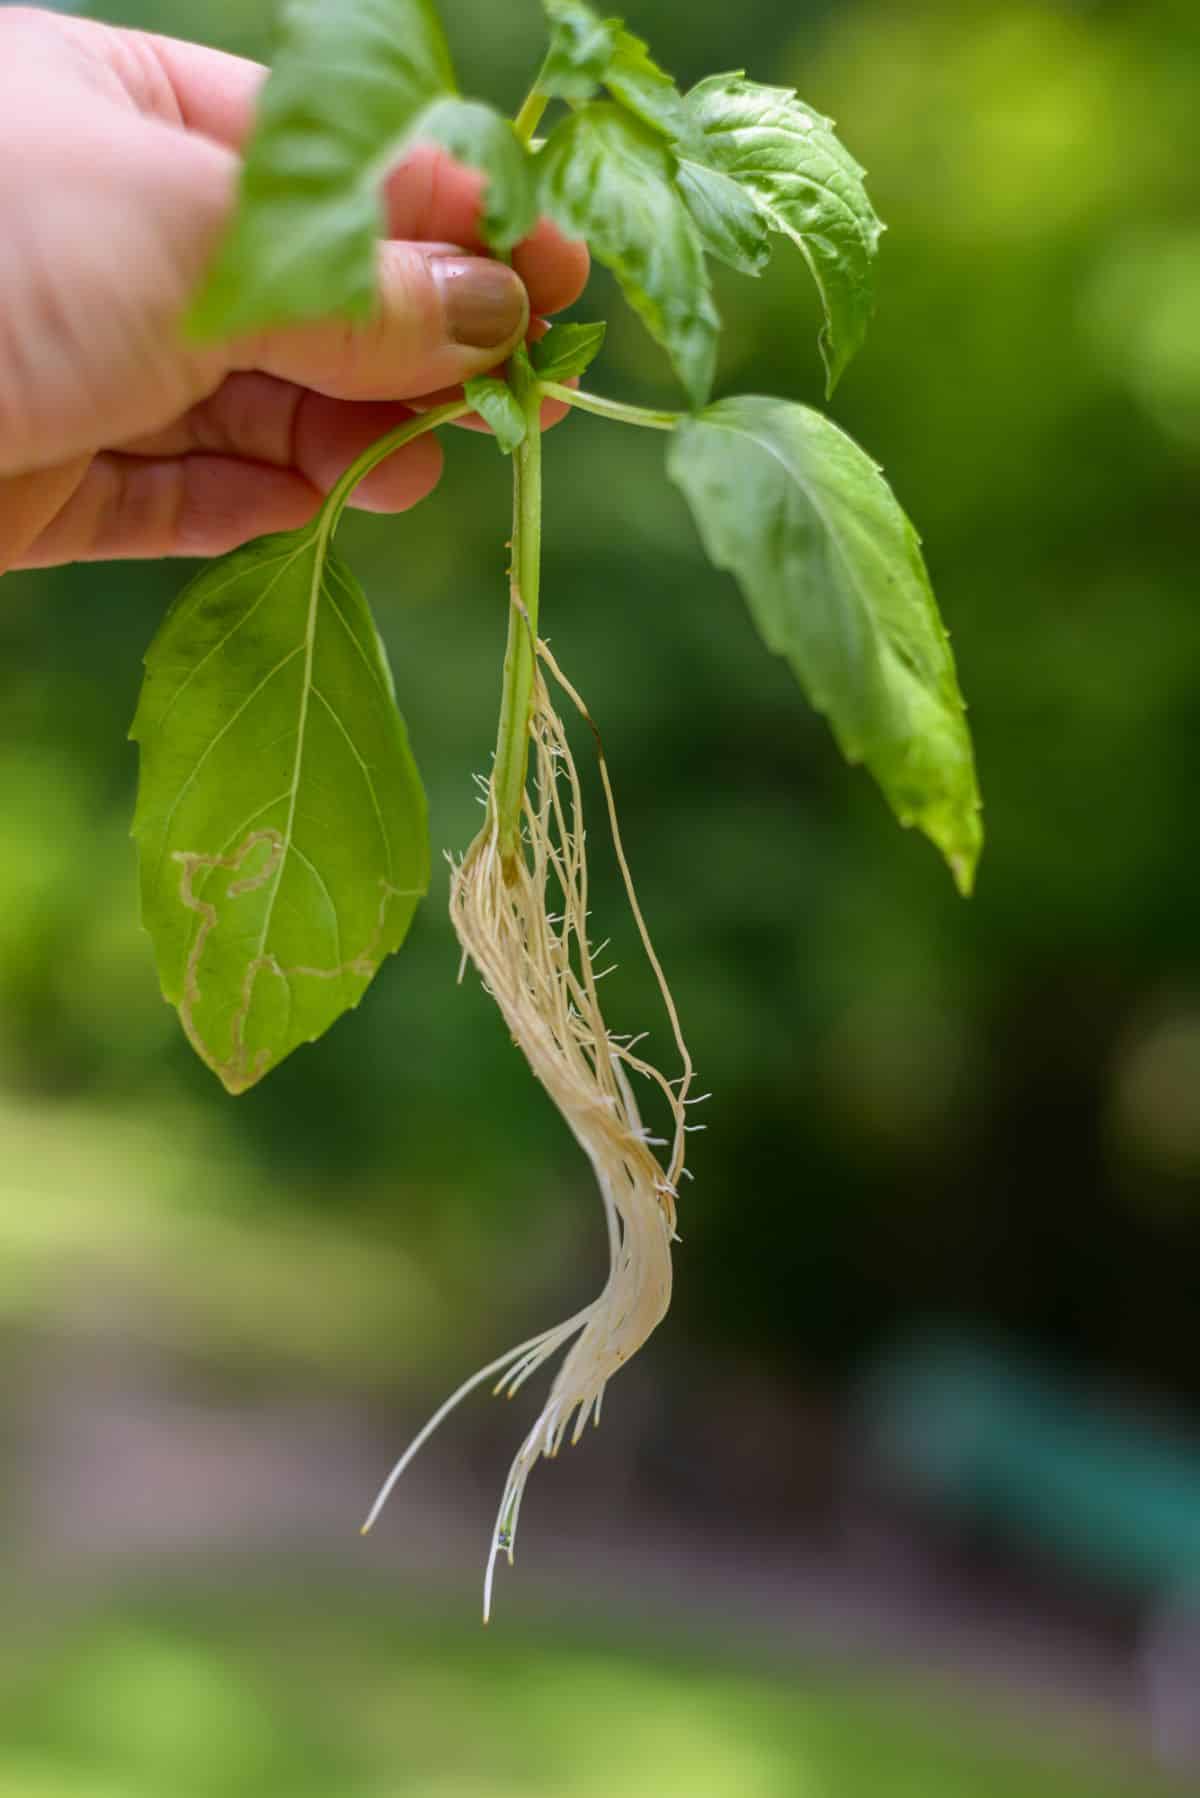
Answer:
362, 642, 694, 1619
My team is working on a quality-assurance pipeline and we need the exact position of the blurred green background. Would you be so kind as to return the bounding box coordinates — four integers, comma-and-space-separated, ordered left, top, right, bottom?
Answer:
2, 0, 1199, 1793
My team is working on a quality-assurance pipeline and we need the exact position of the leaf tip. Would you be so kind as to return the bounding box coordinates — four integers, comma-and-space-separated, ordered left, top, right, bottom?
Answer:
950, 850, 977, 899
819, 326, 853, 400
941, 809, 984, 898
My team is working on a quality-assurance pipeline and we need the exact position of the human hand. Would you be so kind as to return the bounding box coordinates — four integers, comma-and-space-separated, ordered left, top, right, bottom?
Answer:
0, 7, 589, 571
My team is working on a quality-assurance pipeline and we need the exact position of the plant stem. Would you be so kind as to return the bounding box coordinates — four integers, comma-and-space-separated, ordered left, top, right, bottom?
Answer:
491, 351, 544, 869
325, 401, 470, 528
513, 57, 551, 145
541, 384, 682, 432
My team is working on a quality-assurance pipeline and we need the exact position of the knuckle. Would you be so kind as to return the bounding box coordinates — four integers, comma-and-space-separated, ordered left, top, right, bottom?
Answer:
383, 245, 443, 353
102, 30, 184, 125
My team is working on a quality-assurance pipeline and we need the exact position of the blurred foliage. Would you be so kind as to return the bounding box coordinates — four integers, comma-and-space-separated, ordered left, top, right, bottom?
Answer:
1, 0, 1198, 1402
0, 1586, 1185, 1797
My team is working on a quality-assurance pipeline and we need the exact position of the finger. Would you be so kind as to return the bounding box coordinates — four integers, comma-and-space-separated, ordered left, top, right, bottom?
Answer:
0, 457, 90, 575
144, 57, 591, 317
116, 372, 445, 513
136, 30, 267, 145
17, 437, 443, 568
43, 14, 269, 147
14, 455, 321, 566
513, 218, 591, 319
386, 145, 591, 317
108, 39, 593, 320
241, 243, 530, 401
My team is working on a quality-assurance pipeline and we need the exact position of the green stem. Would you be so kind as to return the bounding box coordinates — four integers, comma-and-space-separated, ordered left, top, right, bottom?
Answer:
541, 384, 682, 432
325, 401, 470, 529
513, 58, 551, 145
491, 352, 544, 868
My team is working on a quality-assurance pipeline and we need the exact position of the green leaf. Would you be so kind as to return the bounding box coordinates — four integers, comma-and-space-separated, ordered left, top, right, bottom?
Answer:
530, 320, 607, 383
675, 159, 771, 278
415, 97, 536, 251
605, 30, 689, 143
187, 0, 455, 340
667, 397, 982, 892
541, 0, 619, 101
538, 104, 719, 407
131, 522, 430, 1093
684, 74, 885, 394
465, 376, 528, 453
541, 4, 688, 142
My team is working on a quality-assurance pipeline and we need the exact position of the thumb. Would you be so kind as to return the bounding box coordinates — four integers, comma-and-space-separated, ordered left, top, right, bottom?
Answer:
240, 244, 531, 402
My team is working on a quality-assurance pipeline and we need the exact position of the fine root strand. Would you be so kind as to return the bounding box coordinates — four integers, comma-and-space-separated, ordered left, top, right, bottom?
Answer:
362, 644, 695, 1619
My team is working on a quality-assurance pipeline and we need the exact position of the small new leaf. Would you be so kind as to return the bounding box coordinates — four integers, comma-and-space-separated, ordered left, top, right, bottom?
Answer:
465, 376, 528, 454
416, 98, 536, 251
530, 321, 607, 383
132, 522, 430, 1092
541, 0, 619, 101
541, 4, 689, 143
684, 74, 884, 394
668, 397, 982, 892
538, 104, 719, 408
187, 0, 455, 339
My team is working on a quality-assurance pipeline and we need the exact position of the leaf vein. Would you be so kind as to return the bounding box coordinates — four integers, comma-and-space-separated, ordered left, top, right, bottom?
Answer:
310, 684, 393, 880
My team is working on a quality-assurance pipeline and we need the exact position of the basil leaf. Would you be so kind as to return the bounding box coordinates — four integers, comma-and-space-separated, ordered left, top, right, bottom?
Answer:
415, 97, 536, 251
667, 397, 982, 893
542, 4, 688, 142
685, 74, 885, 395
675, 159, 771, 278
132, 523, 429, 1092
187, 0, 455, 340
605, 30, 689, 143
541, 0, 618, 101
465, 376, 528, 453
530, 320, 607, 383
538, 104, 719, 408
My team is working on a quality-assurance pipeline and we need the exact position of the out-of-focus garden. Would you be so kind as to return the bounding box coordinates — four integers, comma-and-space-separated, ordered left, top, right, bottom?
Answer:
2, 0, 1200, 1791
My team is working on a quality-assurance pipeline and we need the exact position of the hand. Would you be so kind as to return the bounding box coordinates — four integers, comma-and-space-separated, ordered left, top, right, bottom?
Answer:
0, 8, 589, 571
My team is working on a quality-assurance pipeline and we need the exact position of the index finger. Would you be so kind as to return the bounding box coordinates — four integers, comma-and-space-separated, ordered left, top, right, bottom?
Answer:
130, 28, 267, 145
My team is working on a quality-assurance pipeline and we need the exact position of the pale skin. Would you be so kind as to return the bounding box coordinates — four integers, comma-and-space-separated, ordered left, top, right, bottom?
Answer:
0, 7, 590, 573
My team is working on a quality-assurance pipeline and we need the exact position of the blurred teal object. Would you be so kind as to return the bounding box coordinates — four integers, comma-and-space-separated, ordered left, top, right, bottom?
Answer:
860, 1336, 1200, 1598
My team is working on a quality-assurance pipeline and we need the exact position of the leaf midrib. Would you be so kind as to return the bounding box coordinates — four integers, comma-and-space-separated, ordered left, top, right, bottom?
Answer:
249, 517, 330, 977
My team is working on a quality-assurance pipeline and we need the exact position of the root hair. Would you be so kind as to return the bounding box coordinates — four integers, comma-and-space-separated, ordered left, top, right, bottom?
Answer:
362, 643, 694, 1619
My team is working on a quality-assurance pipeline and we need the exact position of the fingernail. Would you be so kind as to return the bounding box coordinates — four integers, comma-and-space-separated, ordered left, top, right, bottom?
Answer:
433, 257, 528, 350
